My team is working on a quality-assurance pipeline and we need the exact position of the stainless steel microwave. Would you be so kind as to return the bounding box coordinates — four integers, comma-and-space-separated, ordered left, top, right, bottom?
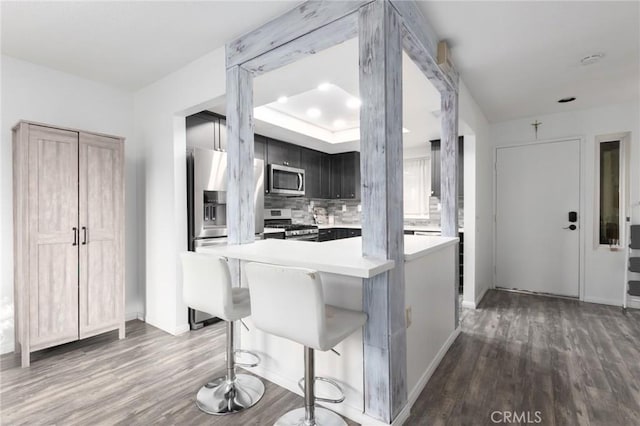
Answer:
269, 164, 305, 196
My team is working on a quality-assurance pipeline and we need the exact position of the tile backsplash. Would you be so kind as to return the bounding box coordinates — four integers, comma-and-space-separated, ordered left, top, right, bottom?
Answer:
264, 195, 464, 229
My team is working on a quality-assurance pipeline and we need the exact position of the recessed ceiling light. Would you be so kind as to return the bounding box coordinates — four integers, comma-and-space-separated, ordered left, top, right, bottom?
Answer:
318, 82, 331, 91
277, 96, 288, 103
333, 119, 346, 128
558, 97, 576, 103
580, 53, 604, 66
307, 108, 322, 118
346, 98, 361, 109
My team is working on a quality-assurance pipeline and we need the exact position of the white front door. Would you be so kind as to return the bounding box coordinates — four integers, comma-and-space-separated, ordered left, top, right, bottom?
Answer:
496, 139, 581, 297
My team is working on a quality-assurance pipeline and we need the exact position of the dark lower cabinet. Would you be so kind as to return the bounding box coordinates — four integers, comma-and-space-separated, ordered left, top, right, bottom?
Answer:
319, 227, 361, 241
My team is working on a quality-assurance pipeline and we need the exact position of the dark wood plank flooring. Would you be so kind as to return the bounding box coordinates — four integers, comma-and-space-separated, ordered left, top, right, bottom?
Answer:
2, 290, 638, 425
407, 290, 640, 426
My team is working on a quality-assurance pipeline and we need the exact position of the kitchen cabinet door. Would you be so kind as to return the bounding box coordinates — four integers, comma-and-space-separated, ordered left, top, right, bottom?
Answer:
267, 139, 300, 168
340, 152, 360, 199
430, 137, 463, 198
330, 154, 343, 199
186, 113, 216, 150
320, 154, 332, 199
79, 132, 124, 339
301, 148, 322, 198
255, 135, 268, 194
27, 125, 80, 350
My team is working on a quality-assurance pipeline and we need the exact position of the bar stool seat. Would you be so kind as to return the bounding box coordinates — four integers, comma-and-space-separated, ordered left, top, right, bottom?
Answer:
245, 262, 367, 426
181, 252, 265, 416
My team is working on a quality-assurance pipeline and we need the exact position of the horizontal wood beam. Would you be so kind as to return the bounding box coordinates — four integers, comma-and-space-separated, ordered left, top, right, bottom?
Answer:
226, 0, 373, 69
241, 12, 358, 76
389, 0, 459, 93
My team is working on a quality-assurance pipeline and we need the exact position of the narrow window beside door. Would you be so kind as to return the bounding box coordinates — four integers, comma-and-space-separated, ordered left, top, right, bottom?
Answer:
599, 140, 620, 245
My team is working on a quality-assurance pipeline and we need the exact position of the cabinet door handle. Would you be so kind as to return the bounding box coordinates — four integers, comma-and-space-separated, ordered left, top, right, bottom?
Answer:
82, 227, 87, 245
72, 227, 78, 246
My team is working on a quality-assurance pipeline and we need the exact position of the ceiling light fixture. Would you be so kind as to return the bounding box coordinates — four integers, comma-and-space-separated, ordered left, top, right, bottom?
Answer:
558, 97, 576, 103
580, 53, 604, 66
318, 82, 331, 91
333, 119, 346, 128
307, 108, 322, 118
277, 96, 288, 103
346, 98, 361, 109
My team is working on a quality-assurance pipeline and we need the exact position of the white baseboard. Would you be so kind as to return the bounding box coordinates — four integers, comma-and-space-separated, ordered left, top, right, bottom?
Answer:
406, 327, 461, 411
461, 286, 489, 309
125, 311, 145, 322
173, 323, 190, 335
583, 296, 622, 307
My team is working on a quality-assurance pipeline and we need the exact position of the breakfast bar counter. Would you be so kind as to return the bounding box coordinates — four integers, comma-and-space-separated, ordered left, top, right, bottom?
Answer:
197, 235, 460, 425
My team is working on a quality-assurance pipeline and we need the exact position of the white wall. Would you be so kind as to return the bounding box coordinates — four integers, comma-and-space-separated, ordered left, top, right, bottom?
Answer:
490, 101, 640, 306
133, 47, 227, 335
459, 82, 492, 308
0, 55, 142, 353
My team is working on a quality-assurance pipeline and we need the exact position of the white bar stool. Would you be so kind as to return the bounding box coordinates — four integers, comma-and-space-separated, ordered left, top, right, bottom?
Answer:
245, 262, 367, 426
181, 252, 265, 415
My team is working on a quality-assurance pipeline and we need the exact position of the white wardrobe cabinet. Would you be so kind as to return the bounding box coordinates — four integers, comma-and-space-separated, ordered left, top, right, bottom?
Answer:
13, 121, 125, 367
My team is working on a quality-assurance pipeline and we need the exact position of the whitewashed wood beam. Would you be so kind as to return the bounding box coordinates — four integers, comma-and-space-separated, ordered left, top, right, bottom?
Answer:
226, 65, 255, 284
440, 89, 460, 326
359, 1, 407, 422
241, 12, 358, 76
226, 0, 373, 69
389, 0, 459, 93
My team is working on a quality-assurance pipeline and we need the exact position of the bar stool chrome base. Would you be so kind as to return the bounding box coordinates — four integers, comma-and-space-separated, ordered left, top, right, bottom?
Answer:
196, 373, 265, 415
274, 407, 346, 426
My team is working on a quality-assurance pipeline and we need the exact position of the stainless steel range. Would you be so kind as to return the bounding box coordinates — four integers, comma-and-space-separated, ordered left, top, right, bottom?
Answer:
265, 209, 318, 241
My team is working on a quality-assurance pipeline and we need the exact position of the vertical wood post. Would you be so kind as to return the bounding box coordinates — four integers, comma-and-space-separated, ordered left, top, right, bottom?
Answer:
359, 1, 407, 422
440, 89, 460, 326
226, 65, 255, 285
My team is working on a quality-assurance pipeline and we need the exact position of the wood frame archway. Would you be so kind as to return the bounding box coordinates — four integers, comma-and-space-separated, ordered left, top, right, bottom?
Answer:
225, 1, 459, 422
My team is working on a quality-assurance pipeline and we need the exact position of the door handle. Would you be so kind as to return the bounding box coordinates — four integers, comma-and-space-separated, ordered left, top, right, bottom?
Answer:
297, 173, 303, 191
72, 227, 78, 246
82, 226, 87, 245
563, 224, 577, 231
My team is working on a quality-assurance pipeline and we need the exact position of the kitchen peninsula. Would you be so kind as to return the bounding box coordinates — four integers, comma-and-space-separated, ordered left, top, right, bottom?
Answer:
198, 234, 459, 425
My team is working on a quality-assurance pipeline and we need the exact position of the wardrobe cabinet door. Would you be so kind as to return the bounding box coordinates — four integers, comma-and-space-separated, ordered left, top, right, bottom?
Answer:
27, 125, 79, 350
78, 133, 124, 339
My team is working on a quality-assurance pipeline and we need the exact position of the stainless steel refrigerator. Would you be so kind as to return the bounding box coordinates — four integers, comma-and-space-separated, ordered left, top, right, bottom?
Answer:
186, 147, 264, 329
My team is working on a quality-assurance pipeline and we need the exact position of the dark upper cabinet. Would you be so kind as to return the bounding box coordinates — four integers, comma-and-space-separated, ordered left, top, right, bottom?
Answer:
340, 152, 360, 200
430, 137, 463, 199
254, 135, 268, 194
186, 111, 227, 151
300, 148, 323, 199
330, 154, 343, 199
320, 154, 332, 199
330, 152, 360, 199
267, 139, 301, 168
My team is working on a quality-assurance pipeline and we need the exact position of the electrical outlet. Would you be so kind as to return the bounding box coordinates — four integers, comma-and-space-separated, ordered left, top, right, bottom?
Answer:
405, 306, 412, 328
357, 204, 362, 212
342, 204, 347, 212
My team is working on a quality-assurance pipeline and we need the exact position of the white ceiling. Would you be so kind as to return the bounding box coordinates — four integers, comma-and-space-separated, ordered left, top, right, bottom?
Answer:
418, 1, 640, 122
0, 1, 299, 90
211, 37, 442, 153
2, 1, 637, 123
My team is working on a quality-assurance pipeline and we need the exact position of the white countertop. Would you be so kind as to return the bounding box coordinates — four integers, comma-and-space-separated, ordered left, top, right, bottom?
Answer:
263, 227, 285, 234
198, 235, 457, 278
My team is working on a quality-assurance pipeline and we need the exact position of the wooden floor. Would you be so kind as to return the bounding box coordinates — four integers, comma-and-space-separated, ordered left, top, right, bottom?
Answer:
407, 290, 640, 426
1, 290, 638, 425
